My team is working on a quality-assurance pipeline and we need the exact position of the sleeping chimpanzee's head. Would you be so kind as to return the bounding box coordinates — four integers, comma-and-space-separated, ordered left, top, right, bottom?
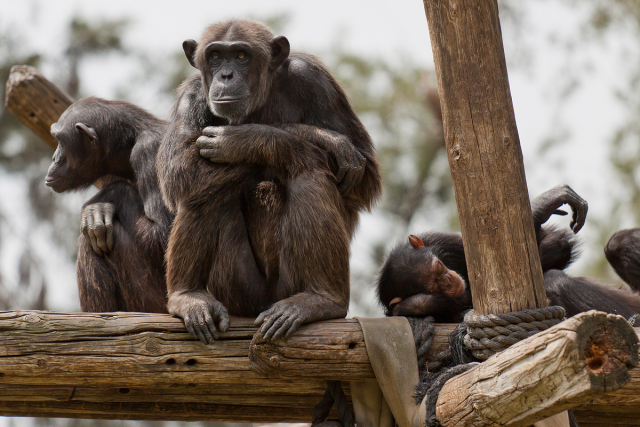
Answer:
377, 234, 468, 321
46, 97, 138, 193
182, 20, 290, 123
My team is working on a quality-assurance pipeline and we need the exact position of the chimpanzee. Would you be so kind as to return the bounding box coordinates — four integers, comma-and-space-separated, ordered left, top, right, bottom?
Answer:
544, 269, 640, 318
46, 97, 172, 313
157, 20, 381, 343
605, 228, 640, 292
377, 185, 589, 321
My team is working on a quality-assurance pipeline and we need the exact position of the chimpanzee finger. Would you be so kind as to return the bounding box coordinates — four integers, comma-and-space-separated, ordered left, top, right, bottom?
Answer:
86, 212, 103, 256
260, 310, 280, 335
201, 126, 221, 137
184, 317, 199, 341
197, 312, 216, 343
81, 213, 90, 246
272, 314, 303, 340
571, 200, 588, 234
193, 324, 208, 344
255, 307, 273, 326
212, 304, 230, 332
338, 167, 359, 194
285, 318, 305, 338
92, 208, 109, 254
195, 135, 216, 149
264, 314, 289, 340
199, 149, 224, 162
104, 206, 114, 252
335, 157, 349, 184
553, 209, 567, 216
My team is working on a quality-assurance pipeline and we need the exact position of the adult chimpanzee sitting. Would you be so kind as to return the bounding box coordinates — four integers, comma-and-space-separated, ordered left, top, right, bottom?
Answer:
157, 20, 382, 343
46, 98, 171, 313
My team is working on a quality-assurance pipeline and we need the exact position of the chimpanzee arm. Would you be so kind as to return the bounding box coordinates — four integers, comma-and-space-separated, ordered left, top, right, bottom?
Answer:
196, 124, 329, 175
530, 185, 588, 237
80, 181, 145, 256
279, 124, 367, 194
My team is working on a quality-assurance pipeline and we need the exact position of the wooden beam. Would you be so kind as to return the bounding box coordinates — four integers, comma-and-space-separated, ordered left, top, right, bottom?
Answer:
423, 0, 546, 315
0, 311, 636, 423
435, 311, 638, 427
4, 65, 73, 150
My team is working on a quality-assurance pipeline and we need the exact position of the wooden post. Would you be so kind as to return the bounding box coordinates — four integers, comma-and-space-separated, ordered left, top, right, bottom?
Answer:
4, 65, 73, 151
423, 0, 546, 315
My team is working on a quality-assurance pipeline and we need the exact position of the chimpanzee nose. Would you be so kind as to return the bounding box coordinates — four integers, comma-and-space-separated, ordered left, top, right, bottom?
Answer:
221, 68, 234, 80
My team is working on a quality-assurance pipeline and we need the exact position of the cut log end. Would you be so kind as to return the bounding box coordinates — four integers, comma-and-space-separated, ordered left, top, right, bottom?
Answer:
577, 311, 639, 391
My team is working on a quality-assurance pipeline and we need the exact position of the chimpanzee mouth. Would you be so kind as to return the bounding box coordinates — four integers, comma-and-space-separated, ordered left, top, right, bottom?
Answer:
44, 178, 60, 187
211, 97, 245, 104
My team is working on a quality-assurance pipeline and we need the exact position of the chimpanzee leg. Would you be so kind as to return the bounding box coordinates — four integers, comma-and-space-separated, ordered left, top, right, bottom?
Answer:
257, 171, 350, 339
165, 194, 268, 342
605, 228, 640, 291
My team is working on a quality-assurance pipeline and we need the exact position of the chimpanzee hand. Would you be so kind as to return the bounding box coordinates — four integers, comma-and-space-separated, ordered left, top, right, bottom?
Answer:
327, 135, 366, 195
167, 291, 230, 344
255, 292, 347, 340
255, 299, 306, 340
196, 126, 233, 163
81, 202, 115, 256
531, 185, 588, 233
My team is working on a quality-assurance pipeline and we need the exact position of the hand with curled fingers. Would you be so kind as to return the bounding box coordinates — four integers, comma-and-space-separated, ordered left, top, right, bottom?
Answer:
196, 126, 237, 164
254, 299, 307, 341
327, 135, 367, 195
531, 184, 588, 234
168, 291, 230, 344
81, 202, 115, 256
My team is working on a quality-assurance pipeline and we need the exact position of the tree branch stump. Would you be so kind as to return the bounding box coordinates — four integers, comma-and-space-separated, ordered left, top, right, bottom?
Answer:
435, 311, 639, 427
4, 65, 73, 150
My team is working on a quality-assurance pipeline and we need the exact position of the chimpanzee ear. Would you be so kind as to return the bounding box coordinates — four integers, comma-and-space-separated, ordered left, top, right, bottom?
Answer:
75, 123, 98, 143
183, 39, 198, 68
270, 36, 290, 70
408, 234, 425, 249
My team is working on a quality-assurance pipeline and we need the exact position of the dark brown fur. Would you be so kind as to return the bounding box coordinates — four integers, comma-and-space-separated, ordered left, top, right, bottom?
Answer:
377, 186, 590, 321
157, 20, 381, 342
46, 97, 172, 313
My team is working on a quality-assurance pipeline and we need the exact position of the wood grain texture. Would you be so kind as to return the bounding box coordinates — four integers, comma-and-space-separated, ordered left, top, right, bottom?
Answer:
422, 0, 547, 315
435, 311, 639, 427
4, 65, 73, 150
0, 311, 637, 423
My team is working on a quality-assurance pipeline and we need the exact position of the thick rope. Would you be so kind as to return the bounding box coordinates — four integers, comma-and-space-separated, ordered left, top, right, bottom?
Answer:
311, 380, 355, 427
463, 306, 566, 360
410, 306, 570, 426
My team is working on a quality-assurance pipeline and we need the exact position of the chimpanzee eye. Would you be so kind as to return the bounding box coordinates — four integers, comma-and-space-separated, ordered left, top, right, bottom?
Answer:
212, 53, 219, 59
238, 52, 245, 59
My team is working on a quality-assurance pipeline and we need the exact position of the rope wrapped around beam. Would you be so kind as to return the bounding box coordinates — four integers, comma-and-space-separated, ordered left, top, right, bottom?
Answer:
463, 306, 566, 360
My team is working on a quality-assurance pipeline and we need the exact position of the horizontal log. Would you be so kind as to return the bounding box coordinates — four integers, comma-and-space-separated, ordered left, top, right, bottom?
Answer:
0, 310, 638, 423
435, 311, 639, 427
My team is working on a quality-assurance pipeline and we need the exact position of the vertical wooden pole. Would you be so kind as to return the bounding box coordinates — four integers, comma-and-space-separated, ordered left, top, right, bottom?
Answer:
422, 0, 547, 315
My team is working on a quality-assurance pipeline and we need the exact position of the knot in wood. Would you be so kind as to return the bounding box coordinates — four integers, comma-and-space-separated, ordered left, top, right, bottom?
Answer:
145, 339, 160, 353
450, 146, 462, 161
24, 314, 41, 323
37, 359, 46, 368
